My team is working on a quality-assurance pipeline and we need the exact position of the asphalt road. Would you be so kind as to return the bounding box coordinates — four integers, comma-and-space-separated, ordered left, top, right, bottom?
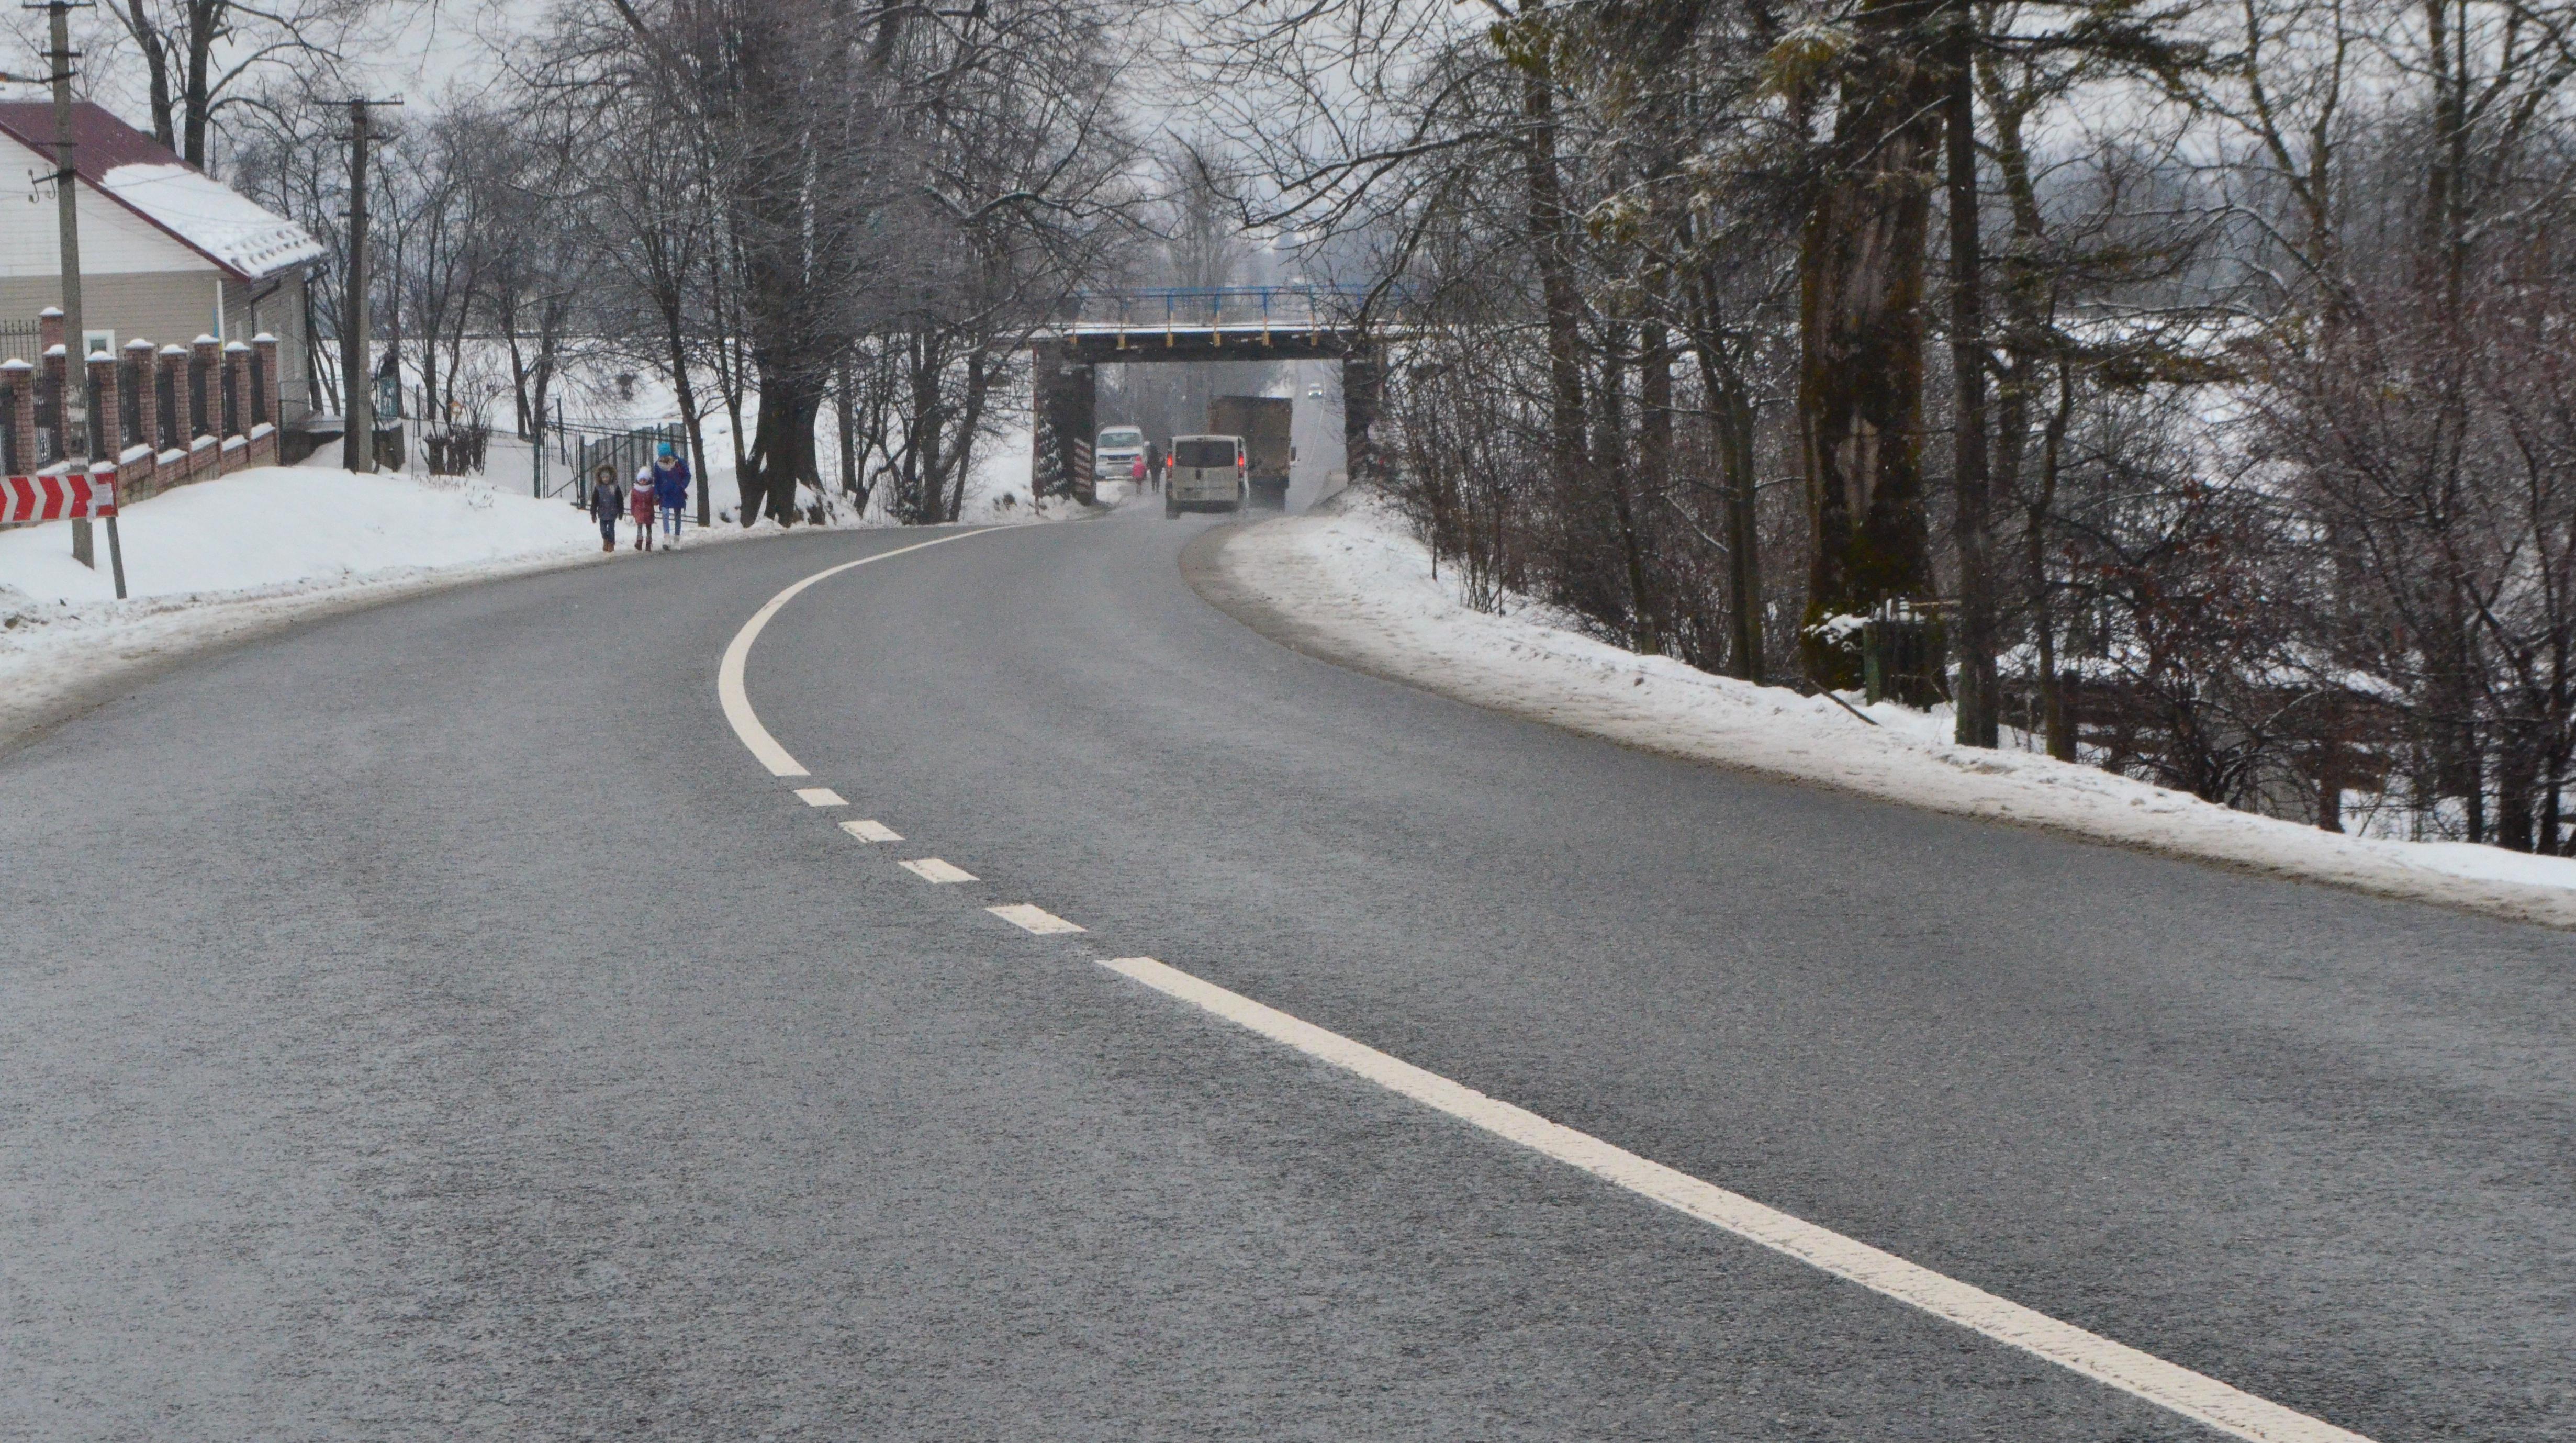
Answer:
4, 504, 2571, 1442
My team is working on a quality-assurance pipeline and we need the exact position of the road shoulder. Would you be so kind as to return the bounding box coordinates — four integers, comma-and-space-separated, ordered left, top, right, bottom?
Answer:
1185, 500, 2576, 931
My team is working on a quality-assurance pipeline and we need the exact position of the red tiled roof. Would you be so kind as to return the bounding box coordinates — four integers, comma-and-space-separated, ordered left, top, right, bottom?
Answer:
0, 100, 186, 183
0, 101, 314, 281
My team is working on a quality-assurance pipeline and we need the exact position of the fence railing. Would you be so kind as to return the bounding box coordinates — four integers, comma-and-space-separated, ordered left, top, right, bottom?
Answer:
1058, 285, 1384, 334
534, 417, 686, 501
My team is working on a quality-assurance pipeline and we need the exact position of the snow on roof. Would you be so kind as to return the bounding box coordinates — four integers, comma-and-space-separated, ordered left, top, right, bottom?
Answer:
98, 163, 323, 279
0, 103, 321, 280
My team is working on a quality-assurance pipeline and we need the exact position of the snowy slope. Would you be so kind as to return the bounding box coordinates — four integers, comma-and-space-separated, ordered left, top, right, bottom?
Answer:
0, 458, 1096, 754
1, 466, 598, 604
1216, 497, 2576, 929
0, 467, 615, 749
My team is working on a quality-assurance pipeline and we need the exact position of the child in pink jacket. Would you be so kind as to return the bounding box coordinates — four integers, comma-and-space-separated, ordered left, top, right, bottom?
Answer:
628, 463, 658, 550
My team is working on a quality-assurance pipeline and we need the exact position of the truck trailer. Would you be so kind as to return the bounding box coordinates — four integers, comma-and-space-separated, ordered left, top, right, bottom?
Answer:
1207, 395, 1294, 510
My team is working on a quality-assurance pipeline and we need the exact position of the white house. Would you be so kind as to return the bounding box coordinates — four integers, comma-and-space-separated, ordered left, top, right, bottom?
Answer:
0, 101, 322, 423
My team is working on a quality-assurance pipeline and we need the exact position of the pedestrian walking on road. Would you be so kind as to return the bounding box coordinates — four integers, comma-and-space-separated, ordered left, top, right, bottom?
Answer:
587, 465, 623, 553
628, 458, 658, 550
648, 443, 690, 547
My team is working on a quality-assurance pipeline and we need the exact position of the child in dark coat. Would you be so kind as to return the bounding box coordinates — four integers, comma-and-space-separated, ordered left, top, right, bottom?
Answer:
586, 465, 622, 552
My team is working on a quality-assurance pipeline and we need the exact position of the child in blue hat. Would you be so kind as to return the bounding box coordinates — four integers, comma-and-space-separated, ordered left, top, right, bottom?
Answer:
646, 442, 690, 547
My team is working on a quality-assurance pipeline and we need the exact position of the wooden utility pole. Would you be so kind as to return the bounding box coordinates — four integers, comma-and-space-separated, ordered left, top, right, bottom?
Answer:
32, 0, 120, 596
42, 1, 81, 392
339, 98, 398, 472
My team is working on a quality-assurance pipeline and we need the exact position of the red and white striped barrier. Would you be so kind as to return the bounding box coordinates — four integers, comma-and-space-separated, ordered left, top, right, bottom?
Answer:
0, 469, 118, 523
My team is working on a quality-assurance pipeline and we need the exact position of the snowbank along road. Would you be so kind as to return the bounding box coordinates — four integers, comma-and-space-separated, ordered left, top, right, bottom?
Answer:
4, 504, 2571, 1441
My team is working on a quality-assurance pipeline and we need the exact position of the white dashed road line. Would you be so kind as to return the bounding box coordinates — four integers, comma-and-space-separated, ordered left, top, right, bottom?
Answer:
794, 787, 847, 807
717, 535, 2380, 1443
840, 819, 902, 842
898, 857, 977, 884
988, 903, 1085, 935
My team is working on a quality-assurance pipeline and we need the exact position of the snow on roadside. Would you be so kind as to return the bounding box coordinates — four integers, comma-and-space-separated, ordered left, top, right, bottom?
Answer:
0, 464, 1079, 752
3, 466, 601, 604
0, 467, 611, 748
1218, 495, 2576, 929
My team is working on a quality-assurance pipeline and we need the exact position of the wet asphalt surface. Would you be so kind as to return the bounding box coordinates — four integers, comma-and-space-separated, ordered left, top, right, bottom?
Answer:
4, 503, 2571, 1441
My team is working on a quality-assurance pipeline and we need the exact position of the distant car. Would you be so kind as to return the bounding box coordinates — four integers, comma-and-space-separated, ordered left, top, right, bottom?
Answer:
1306, 384, 1325, 398
1094, 426, 1148, 482
1164, 434, 1247, 518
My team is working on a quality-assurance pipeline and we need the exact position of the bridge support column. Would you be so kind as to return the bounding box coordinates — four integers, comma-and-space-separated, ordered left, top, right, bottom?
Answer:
1340, 344, 1383, 492
1032, 341, 1095, 504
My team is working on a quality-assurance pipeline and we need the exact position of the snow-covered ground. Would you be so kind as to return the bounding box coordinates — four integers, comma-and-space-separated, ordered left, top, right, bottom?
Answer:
0, 466, 609, 748
1216, 495, 2576, 929
423, 345, 1041, 524
3, 466, 600, 606
0, 459, 1083, 752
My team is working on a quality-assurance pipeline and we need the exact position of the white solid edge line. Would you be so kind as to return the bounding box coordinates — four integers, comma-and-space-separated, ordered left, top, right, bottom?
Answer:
1097, 955, 2376, 1443
717, 530, 995, 778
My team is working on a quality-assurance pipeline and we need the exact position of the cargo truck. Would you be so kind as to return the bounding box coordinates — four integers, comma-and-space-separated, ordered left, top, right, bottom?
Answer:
1208, 395, 1294, 510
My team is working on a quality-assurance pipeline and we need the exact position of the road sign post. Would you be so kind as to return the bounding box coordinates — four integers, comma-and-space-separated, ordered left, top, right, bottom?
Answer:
4, 467, 122, 596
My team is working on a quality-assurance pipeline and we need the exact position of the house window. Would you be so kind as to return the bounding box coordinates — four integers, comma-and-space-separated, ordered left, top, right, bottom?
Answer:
82, 329, 113, 356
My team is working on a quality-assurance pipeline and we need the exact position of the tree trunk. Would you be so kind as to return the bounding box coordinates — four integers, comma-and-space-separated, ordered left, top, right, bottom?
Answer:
1596, 322, 1659, 651
2034, 373, 2076, 760
1640, 321, 1672, 504
181, 8, 212, 169
2497, 712, 2537, 852
946, 348, 993, 524
1639, 317, 1674, 652
1510, 8, 1588, 491
122, 4, 176, 153
1687, 270, 1764, 682
837, 354, 863, 509
1797, 0, 1946, 693
1943, 6, 1997, 744
746, 367, 824, 524
2316, 696, 2346, 832
505, 320, 531, 439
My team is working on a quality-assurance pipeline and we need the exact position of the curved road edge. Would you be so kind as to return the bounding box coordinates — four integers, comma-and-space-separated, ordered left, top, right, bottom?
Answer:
1182, 510, 2576, 932
0, 548, 617, 760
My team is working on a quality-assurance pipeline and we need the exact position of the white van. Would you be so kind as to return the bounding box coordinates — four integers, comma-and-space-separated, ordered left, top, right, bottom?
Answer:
1164, 434, 1246, 517
1095, 426, 1148, 484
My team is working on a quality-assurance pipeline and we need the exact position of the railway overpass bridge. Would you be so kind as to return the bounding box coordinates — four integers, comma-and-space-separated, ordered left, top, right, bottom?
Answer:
1030, 286, 1388, 501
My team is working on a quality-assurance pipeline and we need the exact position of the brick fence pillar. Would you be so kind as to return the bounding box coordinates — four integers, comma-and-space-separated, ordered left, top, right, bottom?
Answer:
1, 358, 29, 474
252, 333, 280, 429
42, 341, 68, 460
127, 338, 158, 455
156, 345, 185, 453
38, 305, 63, 355
223, 340, 251, 439
86, 349, 118, 459
190, 335, 219, 439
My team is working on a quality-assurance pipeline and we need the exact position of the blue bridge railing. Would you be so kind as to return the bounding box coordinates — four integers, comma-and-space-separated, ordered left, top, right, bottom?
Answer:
1058, 284, 1395, 333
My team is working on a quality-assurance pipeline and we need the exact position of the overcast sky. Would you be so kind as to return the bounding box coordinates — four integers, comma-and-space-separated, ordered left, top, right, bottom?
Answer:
0, 0, 541, 147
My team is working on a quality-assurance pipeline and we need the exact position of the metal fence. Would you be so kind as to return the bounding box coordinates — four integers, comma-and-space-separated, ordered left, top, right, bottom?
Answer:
1060, 285, 1361, 334
535, 418, 686, 501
